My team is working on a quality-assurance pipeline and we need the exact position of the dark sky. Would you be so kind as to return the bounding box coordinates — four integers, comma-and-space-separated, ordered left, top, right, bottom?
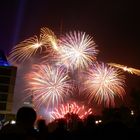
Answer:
0, 0, 140, 89
0, 0, 140, 114
0, 0, 140, 65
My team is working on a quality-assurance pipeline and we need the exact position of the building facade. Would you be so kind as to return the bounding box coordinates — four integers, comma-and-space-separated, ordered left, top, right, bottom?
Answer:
0, 50, 17, 121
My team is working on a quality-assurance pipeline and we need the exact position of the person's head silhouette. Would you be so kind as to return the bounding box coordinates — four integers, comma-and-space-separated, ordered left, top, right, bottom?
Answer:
16, 106, 37, 128
0, 106, 37, 139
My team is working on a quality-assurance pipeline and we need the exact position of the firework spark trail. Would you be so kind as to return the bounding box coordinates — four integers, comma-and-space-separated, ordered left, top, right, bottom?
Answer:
40, 27, 59, 51
8, 27, 58, 64
50, 102, 92, 121
59, 31, 98, 70
8, 35, 47, 63
84, 62, 125, 107
25, 64, 72, 108
108, 63, 140, 76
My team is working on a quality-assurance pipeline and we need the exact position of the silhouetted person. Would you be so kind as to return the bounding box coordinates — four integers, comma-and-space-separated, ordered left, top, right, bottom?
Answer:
36, 119, 48, 140
0, 106, 38, 140
50, 118, 68, 139
102, 120, 129, 139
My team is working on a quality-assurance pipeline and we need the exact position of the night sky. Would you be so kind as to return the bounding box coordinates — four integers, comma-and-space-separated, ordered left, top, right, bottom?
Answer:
0, 0, 140, 112
0, 0, 140, 65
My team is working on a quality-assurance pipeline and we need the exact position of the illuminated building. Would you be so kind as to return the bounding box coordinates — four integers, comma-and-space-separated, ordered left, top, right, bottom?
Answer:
0, 50, 17, 121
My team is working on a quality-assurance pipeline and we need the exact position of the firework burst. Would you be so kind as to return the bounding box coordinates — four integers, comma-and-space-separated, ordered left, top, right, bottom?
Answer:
84, 62, 125, 107
59, 31, 98, 70
8, 35, 47, 63
25, 64, 72, 108
50, 102, 92, 121
108, 63, 140, 76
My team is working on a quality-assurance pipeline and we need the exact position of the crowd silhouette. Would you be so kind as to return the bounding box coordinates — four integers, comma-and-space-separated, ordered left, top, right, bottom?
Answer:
1, 105, 140, 139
